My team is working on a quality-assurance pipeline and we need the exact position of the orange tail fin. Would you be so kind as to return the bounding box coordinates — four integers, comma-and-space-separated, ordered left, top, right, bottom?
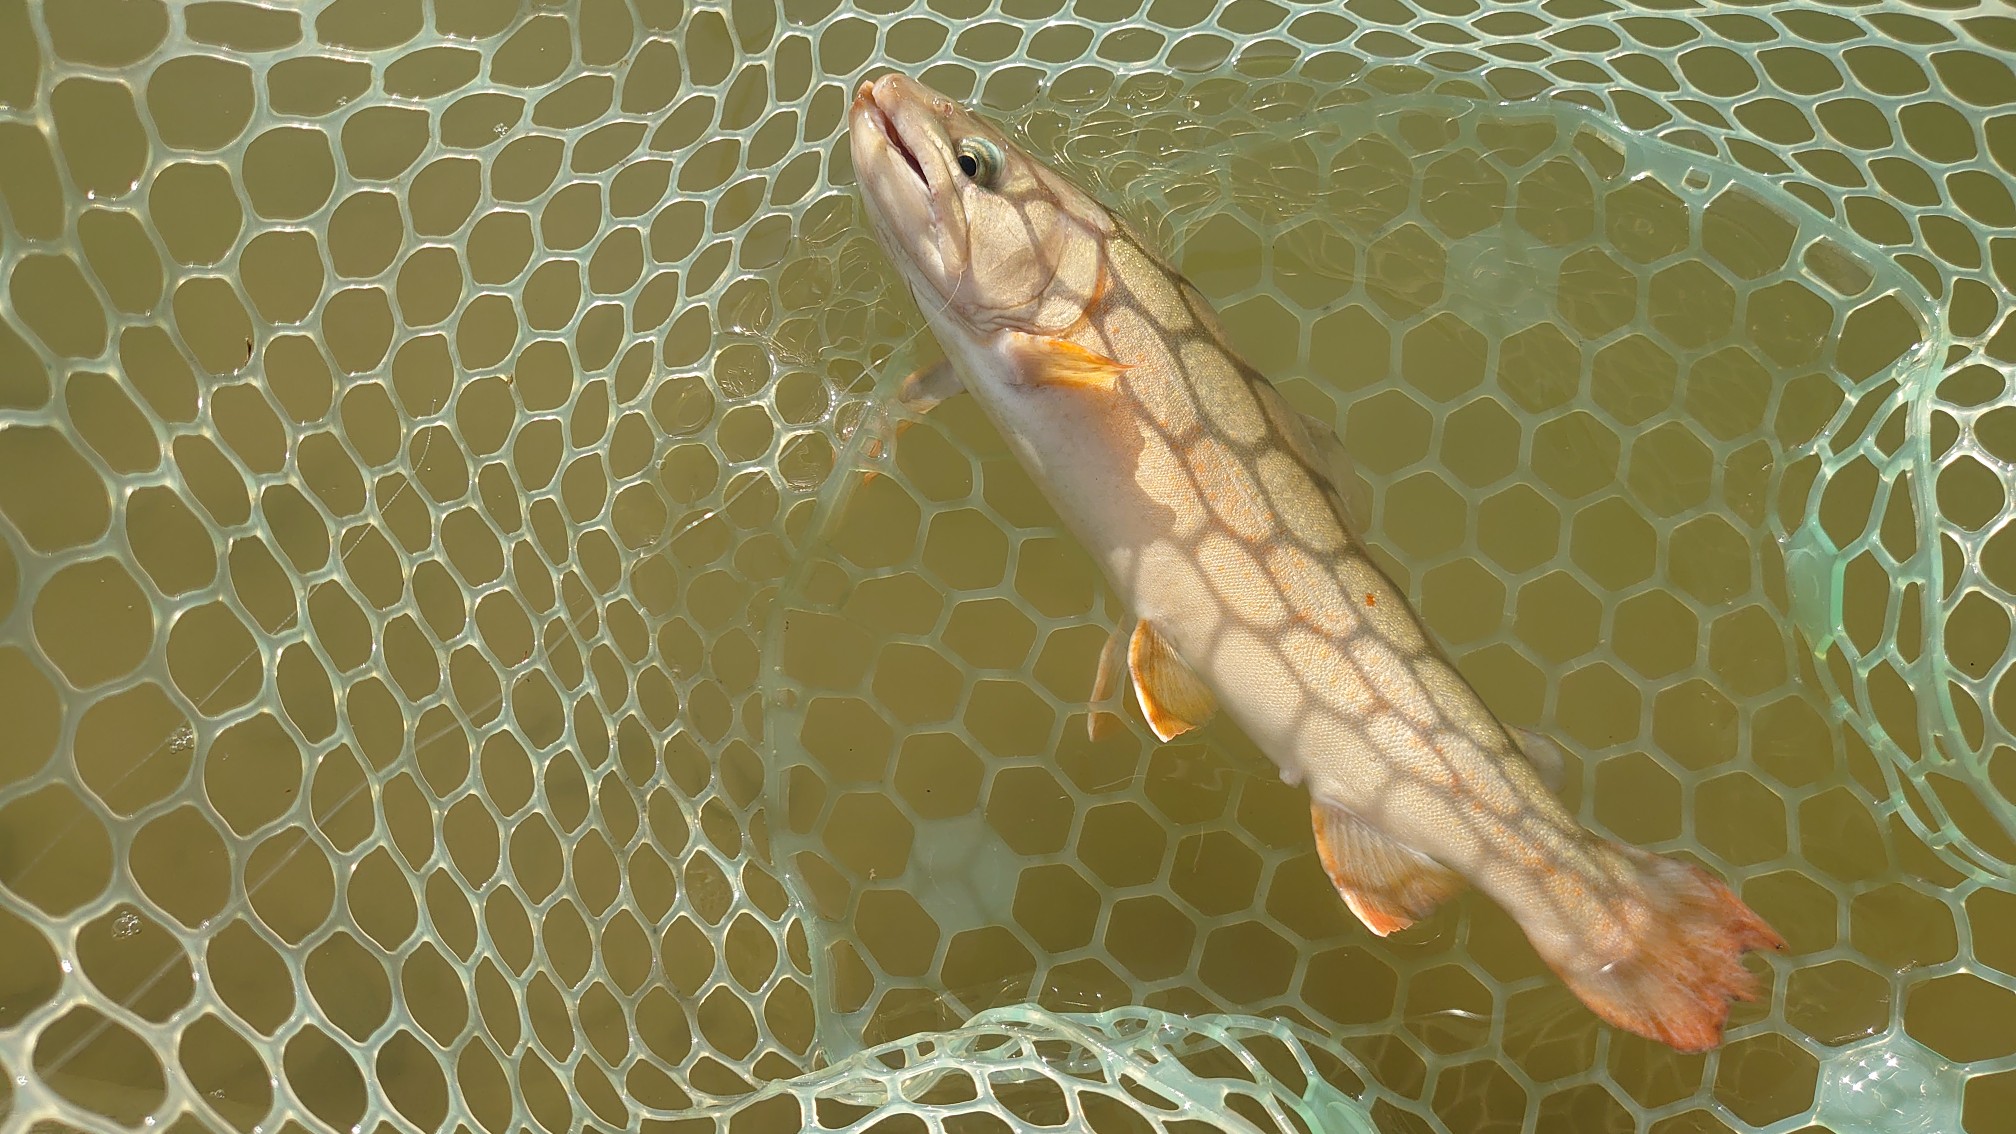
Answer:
1553, 844, 1786, 1053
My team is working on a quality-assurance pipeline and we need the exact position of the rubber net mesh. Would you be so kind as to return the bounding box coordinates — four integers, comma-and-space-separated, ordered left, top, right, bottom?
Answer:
2, 1, 2014, 1132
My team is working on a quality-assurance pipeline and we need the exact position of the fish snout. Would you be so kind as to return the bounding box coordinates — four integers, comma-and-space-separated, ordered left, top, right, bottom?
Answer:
855, 72, 925, 111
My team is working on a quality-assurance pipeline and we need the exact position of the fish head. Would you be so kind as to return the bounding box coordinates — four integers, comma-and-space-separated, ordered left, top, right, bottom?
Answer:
849, 73, 1111, 345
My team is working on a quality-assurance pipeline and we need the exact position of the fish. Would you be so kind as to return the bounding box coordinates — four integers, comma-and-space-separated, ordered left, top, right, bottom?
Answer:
845, 72, 1784, 1053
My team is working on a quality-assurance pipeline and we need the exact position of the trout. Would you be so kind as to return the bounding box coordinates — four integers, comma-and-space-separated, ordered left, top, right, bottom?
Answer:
846, 73, 1783, 1052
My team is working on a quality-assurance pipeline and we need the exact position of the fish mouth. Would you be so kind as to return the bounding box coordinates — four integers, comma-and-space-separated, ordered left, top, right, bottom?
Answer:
854, 78, 931, 189
848, 74, 967, 317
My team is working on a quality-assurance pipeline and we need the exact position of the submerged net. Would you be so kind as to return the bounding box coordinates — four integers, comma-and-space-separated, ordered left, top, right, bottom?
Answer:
1, 1, 2013, 1132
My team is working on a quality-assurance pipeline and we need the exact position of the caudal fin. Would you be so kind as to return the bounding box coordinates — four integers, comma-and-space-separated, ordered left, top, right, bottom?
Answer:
1553, 844, 1786, 1053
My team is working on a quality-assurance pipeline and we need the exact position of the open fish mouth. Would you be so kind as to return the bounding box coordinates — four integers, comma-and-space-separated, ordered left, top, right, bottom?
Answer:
855, 80, 929, 187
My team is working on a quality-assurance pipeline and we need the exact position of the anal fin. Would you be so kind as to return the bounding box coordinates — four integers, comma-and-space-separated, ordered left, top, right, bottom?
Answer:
1312, 800, 1466, 937
1127, 620, 1216, 742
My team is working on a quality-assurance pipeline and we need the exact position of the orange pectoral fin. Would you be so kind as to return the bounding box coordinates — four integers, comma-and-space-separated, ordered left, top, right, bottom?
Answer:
1311, 800, 1466, 937
1012, 334, 1129, 391
1127, 620, 1217, 742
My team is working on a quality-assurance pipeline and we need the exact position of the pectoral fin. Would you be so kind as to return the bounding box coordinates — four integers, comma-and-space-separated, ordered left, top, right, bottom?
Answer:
1312, 800, 1466, 937
897, 358, 962, 414
860, 360, 964, 484
1087, 621, 1129, 742
1127, 619, 1216, 742
1013, 334, 1129, 391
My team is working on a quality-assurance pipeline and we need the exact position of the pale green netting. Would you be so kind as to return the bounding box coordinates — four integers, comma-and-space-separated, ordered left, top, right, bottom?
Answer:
0, 2, 2013, 1133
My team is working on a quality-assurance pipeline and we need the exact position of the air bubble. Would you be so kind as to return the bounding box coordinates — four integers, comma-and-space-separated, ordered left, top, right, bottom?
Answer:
1814, 1034, 1963, 1134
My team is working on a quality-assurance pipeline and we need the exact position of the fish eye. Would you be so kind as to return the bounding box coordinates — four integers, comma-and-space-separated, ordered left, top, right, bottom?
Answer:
954, 137, 1004, 188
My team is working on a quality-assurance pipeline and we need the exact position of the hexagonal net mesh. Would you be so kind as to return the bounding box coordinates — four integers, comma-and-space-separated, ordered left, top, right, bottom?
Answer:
2, 1, 2014, 1132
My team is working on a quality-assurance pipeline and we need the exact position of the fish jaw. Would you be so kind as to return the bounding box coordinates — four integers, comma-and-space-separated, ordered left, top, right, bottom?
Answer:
849, 75, 967, 319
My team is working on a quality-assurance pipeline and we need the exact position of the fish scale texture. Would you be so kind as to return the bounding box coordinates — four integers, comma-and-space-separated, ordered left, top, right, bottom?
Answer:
0, 1, 2012, 1133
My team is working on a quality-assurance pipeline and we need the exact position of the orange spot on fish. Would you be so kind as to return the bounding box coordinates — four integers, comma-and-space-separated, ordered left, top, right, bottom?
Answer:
1364, 593, 1376, 607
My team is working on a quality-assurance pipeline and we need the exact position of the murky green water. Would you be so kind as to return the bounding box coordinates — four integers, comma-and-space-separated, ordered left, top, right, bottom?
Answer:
1, 3, 2013, 1133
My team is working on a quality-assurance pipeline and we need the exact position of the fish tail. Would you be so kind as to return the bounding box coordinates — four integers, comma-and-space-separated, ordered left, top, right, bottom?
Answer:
1551, 843, 1786, 1053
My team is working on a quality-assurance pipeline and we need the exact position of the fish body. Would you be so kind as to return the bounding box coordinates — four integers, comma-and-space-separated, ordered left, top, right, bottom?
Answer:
846, 73, 1782, 1053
